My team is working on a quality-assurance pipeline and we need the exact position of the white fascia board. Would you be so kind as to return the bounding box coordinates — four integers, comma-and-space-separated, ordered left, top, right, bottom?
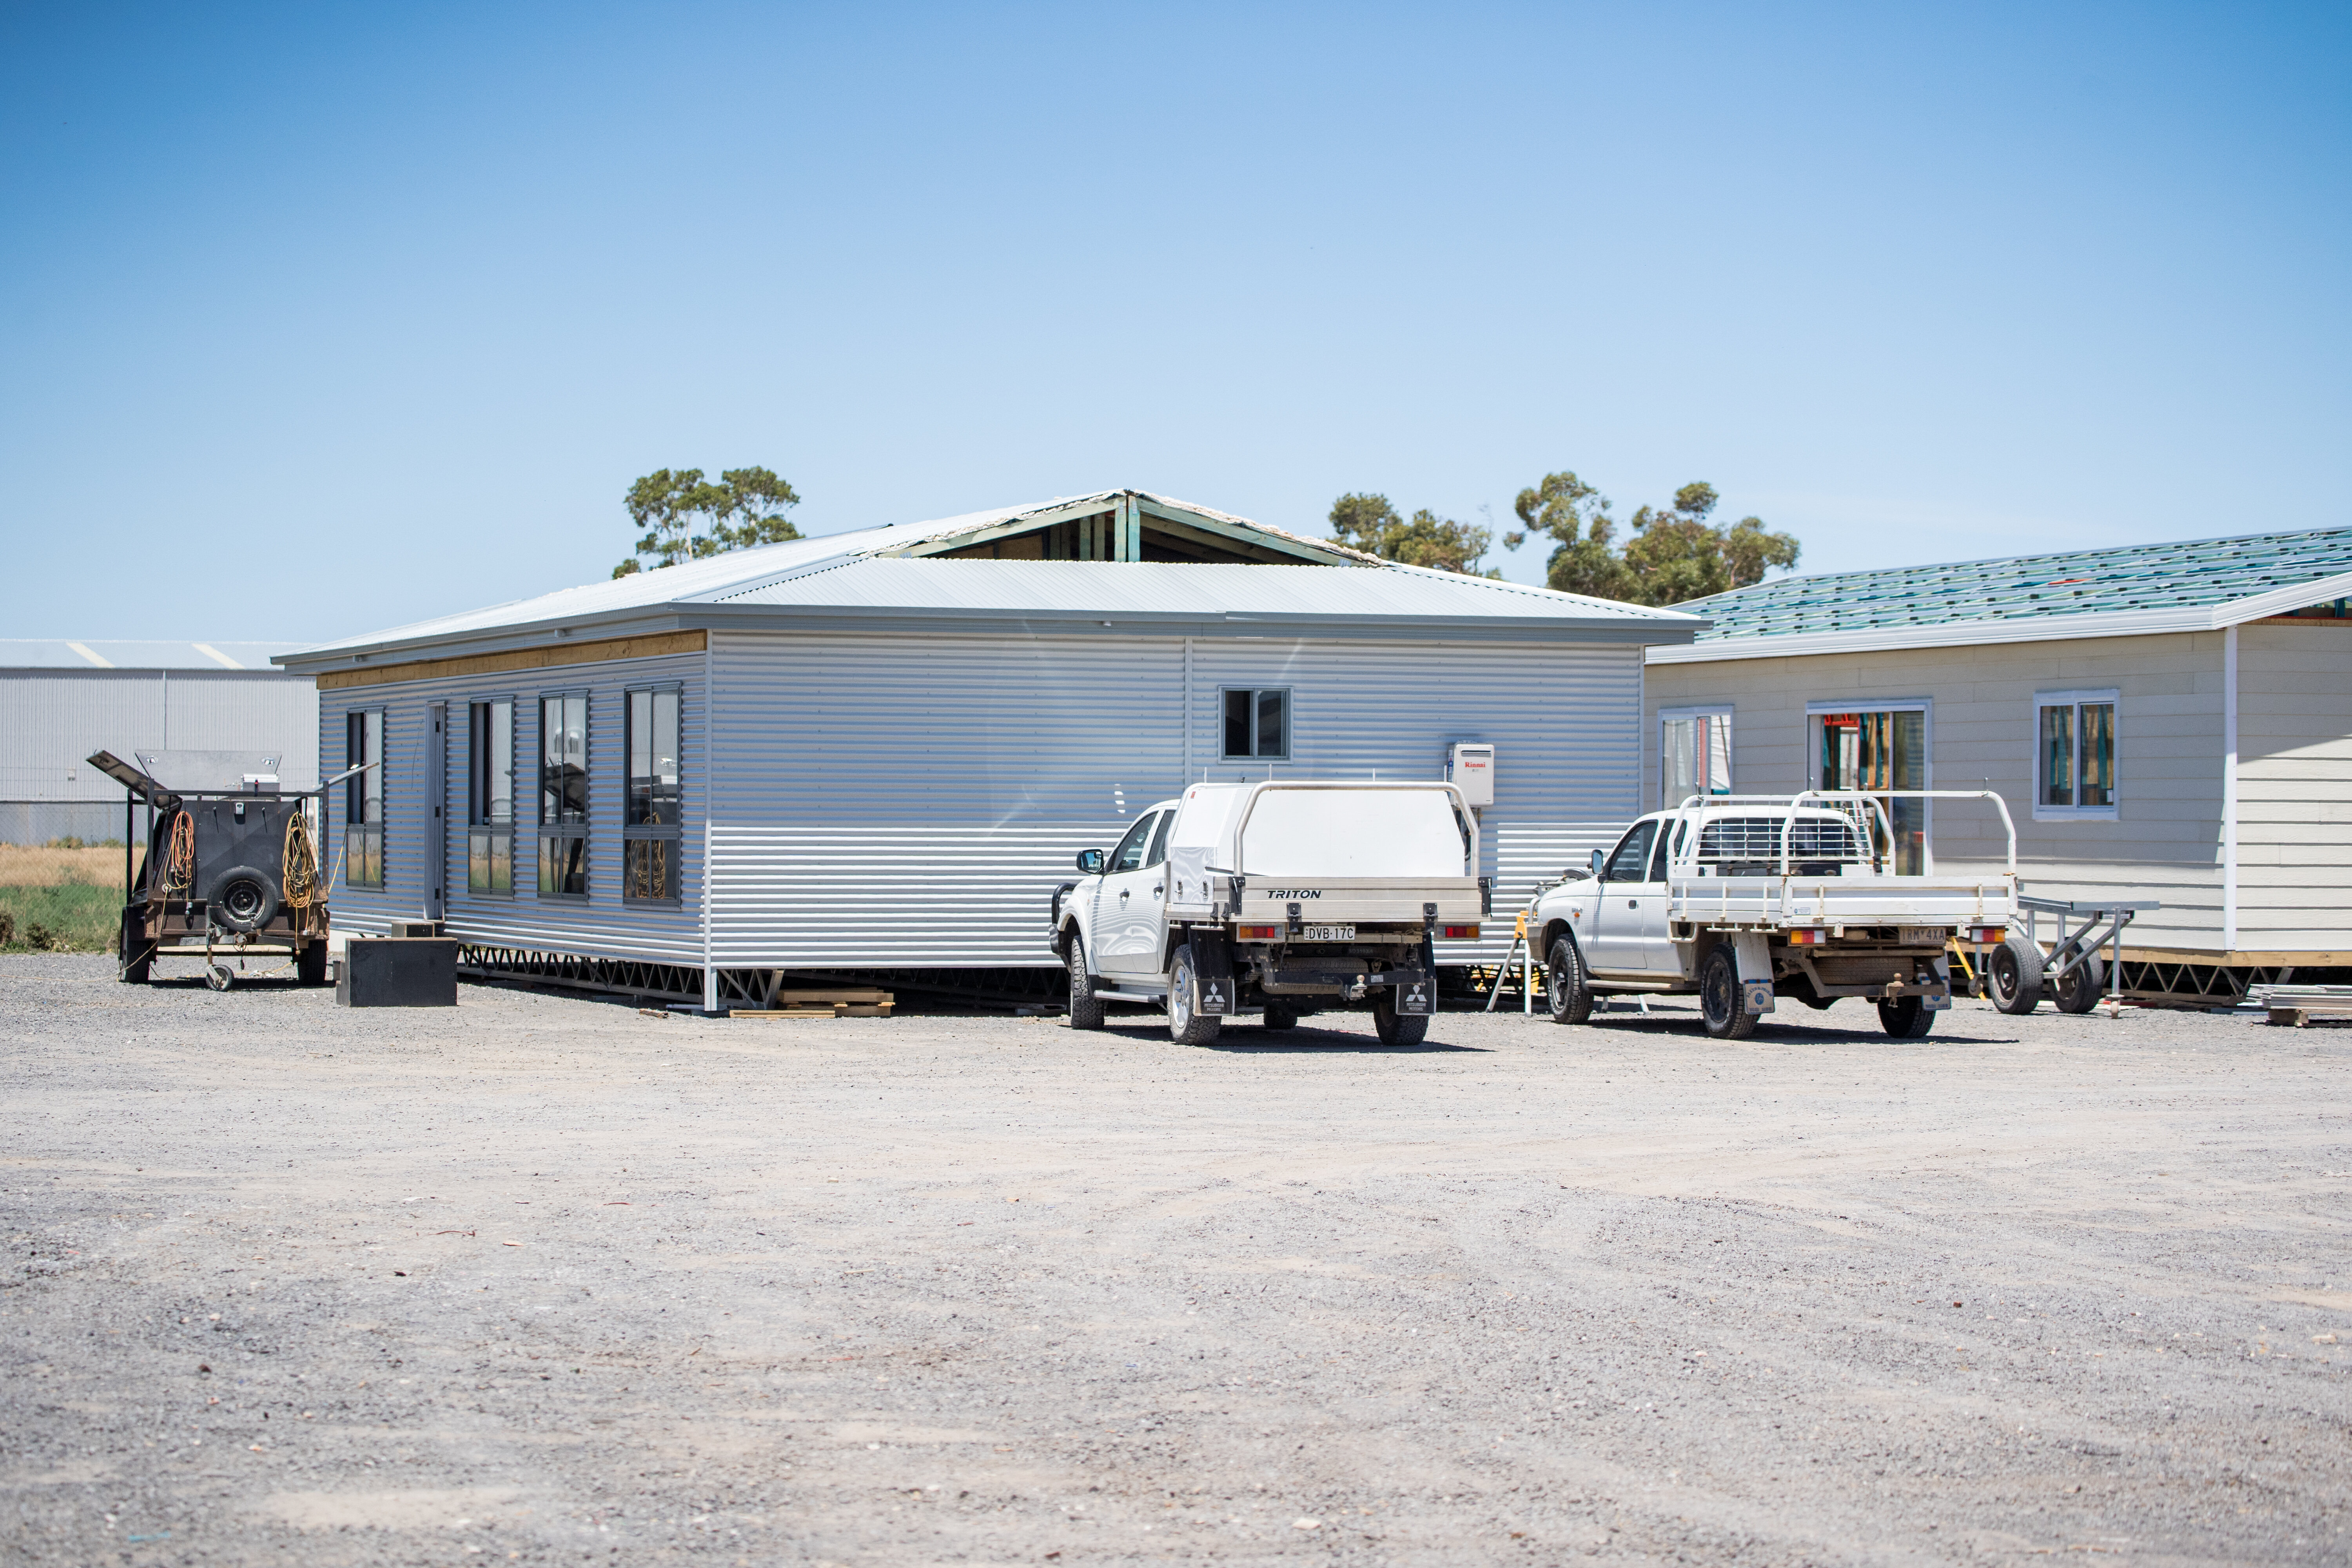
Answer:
2212, 568, 2352, 626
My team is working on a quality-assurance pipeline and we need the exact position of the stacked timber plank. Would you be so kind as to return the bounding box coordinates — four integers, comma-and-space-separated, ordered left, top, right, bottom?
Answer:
733, 988, 895, 1020
2247, 984, 2352, 1027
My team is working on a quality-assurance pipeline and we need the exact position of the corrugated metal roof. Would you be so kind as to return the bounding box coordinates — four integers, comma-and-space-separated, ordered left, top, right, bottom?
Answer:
1675, 527, 2352, 641
282, 488, 1695, 664
712, 557, 1690, 624
0, 640, 309, 671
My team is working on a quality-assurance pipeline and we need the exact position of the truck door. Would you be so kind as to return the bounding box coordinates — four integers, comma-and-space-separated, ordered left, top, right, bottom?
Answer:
1589, 819, 1659, 972
1092, 811, 1166, 977
1637, 817, 1679, 970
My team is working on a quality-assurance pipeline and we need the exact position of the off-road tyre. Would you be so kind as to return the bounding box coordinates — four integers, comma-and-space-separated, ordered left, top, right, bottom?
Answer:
1988, 933, 2045, 1014
118, 907, 152, 984
1066, 936, 1105, 1031
1372, 990, 1430, 1047
1546, 936, 1593, 1025
1167, 945, 1223, 1047
206, 865, 280, 934
1699, 946, 1759, 1041
296, 940, 329, 988
1878, 996, 1935, 1037
2053, 953, 2105, 1014
1261, 1003, 1299, 1031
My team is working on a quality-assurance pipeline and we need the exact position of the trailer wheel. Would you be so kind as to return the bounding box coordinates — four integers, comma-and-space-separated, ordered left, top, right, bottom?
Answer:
1261, 1003, 1299, 1031
1065, 935, 1105, 1031
1878, 996, 1935, 1037
1372, 990, 1429, 1047
1167, 945, 1223, 1047
1988, 934, 2044, 1014
1546, 937, 1593, 1025
2053, 953, 2105, 1014
118, 908, 151, 985
1699, 947, 1759, 1040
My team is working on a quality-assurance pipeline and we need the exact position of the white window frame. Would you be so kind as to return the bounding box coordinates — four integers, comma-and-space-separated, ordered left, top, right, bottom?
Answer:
2031, 688, 2120, 822
1658, 706, 1733, 810
1804, 697, 1934, 874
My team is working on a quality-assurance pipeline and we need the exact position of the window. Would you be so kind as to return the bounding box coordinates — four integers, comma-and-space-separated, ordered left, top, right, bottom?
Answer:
1145, 809, 1174, 869
624, 688, 681, 903
1600, 821, 1657, 882
343, 709, 383, 889
2034, 691, 2118, 819
1221, 687, 1289, 760
467, 700, 513, 895
538, 693, 589, 898
1660, 709, 1732, 809
1108, 813, 1159, 874
1814, 704, 1929, 874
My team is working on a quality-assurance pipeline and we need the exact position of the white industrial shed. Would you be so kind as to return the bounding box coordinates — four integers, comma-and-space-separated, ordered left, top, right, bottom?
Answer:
0, 640, 318, 845
276, 489, 1703, 1007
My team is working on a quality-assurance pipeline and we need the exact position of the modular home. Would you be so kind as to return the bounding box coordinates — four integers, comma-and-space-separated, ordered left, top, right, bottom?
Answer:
1649, 528, 2352, 1000
277, 490, 1703, 1007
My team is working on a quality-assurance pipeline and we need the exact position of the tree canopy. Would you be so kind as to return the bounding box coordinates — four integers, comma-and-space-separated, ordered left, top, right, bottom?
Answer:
1503, 472, 1798, 605
1327, 493, 1500, 577
612, 467, 802, 578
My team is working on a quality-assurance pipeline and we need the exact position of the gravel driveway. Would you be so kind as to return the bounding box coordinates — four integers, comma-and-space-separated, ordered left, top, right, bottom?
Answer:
4, 953, 2348, 1565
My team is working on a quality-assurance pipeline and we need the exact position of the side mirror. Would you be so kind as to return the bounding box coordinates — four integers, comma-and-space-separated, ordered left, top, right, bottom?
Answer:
1588, 848, 1606, 879
1075, 848, 1105, 875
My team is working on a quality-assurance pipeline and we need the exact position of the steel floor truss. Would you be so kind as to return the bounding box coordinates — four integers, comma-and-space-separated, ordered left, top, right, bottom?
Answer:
459, 946, 706, 1005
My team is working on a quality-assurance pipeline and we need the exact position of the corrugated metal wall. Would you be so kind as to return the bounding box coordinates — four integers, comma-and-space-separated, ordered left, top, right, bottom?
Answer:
323, 653, 705, 959
0, 669, 319, 842
708, 629, 1642, 968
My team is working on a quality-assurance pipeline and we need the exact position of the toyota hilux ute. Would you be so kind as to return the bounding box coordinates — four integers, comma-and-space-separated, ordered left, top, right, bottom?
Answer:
1528, 791, 2021, 1040
1051, 780, 1487, 1046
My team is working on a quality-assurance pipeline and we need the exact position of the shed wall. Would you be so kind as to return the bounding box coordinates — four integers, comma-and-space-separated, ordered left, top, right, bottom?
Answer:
0, 669, 318, 801
1644, 632, 2230, 951
2236, 622, 2352, 954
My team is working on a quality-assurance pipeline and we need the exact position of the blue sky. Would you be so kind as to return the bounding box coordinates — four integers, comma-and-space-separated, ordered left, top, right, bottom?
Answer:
3, 2, 2345, 639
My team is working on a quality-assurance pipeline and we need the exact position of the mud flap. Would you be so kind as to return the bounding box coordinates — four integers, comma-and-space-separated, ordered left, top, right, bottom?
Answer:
1192, 931, 1233, 1016
1394, 970, 1434, 1016
1733, 932, 1777, 1015
1925, 954, 1953, 1009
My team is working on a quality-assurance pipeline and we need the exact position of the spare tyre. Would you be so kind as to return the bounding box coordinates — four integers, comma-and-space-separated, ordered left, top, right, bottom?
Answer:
205, 864, 281, 933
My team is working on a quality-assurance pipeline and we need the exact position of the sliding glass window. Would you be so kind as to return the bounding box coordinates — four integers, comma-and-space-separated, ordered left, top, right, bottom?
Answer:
537, 693, 589, 898
624, 688, 681, 904
467, 699, 514, 894
343, 709, 383, 889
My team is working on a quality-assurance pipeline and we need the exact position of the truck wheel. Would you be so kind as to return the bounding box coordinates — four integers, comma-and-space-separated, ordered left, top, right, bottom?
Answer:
1167, 945, 1223, 1047
1372, 991, 1429, 1047
1546, 937, 1593, 1025
1261, 1003, 1299, 1031
1066, 936, 1105, 1031
1699, 947, 1759, 1040
1988, 934, 2044, 1014
118, 907, 151, 984
2053, 953, 2105, 1014
1878, 996, 1935, 1037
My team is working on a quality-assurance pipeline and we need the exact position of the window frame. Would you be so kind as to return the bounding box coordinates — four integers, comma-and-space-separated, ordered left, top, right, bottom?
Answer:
2031, 688, 2120, 822
1659, 705, 1733, 811
536, 690, 591, 901
1108, 813, 1160, 874
1220, 686, 1291, 761
622, 684, 684, 906
1804, 697, 1934, 875
343, 708, 384, 890
466, 697, 515, 897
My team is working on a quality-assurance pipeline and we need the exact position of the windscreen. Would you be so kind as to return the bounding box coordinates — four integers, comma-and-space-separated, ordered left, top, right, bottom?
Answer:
1236, 788, 1468, 877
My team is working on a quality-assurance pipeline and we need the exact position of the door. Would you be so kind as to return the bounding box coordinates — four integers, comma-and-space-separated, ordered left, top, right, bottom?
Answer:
1092, 811, 1167, 976
1589, 819, 1658, 972
1635, 818, 1679, 970
425, 702, 448, 920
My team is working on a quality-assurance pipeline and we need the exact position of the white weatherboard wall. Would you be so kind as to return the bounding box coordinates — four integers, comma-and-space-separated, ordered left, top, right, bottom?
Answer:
2237, 622, 2352, 956
706, 629, 1642, 969
323, 652, 706, 958
1645, 631, 2233, 952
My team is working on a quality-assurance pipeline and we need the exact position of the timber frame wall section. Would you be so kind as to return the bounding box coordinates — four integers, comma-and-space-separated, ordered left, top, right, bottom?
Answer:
316, 631, 708, 693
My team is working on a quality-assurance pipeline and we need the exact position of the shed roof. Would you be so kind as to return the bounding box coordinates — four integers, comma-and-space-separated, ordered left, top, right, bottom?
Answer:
279, 488, 1700, 670
0, 640, 309, 672
1651, 526, 2352, 664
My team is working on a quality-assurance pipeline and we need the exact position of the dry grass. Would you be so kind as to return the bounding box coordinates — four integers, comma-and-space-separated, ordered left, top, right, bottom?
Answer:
0, 846, 136, 888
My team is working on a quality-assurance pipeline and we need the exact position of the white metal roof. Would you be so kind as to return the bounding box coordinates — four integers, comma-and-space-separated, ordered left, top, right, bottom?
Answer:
280, 489, 1700, 667
0, 639, 309, 671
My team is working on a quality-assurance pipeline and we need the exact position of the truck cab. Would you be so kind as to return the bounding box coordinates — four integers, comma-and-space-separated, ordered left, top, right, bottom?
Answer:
1052, 780, 1486, 1047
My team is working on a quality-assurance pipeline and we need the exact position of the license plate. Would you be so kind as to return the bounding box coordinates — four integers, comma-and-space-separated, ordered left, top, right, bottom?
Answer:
1301, 924, 1356, 942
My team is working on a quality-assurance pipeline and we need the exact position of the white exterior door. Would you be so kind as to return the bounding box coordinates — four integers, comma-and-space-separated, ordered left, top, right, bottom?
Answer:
1589, 820, 1658, 972
1093, 812, 1167, 976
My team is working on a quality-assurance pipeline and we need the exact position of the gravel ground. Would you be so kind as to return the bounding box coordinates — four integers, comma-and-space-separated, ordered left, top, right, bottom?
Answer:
5, 953, 2350, 1567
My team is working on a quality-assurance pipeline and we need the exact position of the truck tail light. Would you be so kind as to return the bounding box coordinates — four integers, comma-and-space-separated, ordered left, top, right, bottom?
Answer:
1441, 924, 1480, 940
1235, 924, 1281, 941
1968, 925, 2006, 944
1788, 928, 1826, 945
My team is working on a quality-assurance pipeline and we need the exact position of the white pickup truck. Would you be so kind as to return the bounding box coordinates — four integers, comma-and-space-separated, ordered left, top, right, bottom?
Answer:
1528, 791, 2019, 1040
1051, 780, 1488, 1046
